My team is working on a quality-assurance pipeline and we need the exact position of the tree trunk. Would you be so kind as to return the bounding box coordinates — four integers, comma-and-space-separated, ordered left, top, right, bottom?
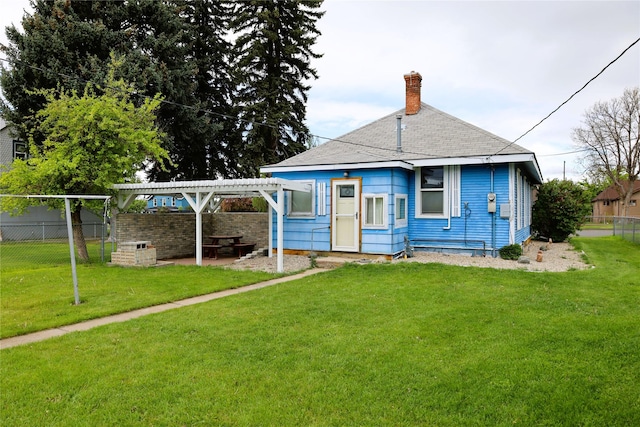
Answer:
623, 180, 636, 217
71, 208, 90, 262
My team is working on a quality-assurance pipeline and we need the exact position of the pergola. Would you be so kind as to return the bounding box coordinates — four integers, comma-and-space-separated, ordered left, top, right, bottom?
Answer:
112, 178, 311, 272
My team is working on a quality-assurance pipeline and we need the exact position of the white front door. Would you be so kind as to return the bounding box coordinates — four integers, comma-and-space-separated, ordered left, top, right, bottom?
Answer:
331, 179, 360, 252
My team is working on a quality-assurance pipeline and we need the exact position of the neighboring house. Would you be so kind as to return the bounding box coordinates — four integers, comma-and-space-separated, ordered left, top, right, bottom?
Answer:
1, 118, 103, 240
0, 117, 27, 169
592, 181, 640, 219
261, 71, 542, 257
146, 195, 192, 213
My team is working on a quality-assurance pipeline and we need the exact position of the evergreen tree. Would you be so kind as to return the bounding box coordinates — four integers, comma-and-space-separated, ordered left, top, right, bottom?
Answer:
1, 0, 325, 180
1, 0, 128, 141
230, 0, 324, 176
0, 0, 226, 180
174, 0, 241, 179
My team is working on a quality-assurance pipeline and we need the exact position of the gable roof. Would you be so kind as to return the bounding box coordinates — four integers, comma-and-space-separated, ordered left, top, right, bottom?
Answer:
262, 102, 542, 183
593, 181, 640, 202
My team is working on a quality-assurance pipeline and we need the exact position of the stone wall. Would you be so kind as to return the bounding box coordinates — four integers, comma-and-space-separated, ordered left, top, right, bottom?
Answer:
115, 212, 268, 259
209, 212, 269, 250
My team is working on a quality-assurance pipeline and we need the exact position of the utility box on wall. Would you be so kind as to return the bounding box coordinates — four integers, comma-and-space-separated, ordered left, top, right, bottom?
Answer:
487, 193, 497, 213
499, 204, 511, 219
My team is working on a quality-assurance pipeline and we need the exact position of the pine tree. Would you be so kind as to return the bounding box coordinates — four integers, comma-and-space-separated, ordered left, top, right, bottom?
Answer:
1, 0, 128, 141
230, 0, 324, 176
173, 0, 241, 179
1, 0, 325, 180
0, 0, 227, 180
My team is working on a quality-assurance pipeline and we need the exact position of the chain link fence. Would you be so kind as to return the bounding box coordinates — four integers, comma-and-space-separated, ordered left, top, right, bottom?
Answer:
613, 216, 639, 244
0, 221, 111, 266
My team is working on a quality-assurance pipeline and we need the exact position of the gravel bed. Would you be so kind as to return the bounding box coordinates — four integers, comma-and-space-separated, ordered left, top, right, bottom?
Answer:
228, 241, 590, 274
228, 255, 312, 273
397, 241, 590, 272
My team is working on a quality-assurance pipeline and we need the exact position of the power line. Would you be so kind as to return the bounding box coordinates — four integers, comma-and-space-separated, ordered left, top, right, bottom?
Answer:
494, 36, 640, 156
1, 55, 440, 158
2, 32, 638, 163
538, 148, 591, 157
0, 56, 281, 132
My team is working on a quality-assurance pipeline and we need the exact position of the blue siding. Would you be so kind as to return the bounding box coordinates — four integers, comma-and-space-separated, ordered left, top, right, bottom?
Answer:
408, 164, 513, 255
271, 168, 410, 254
147, 195, 191, 211
272, 162, 530, 256
270, 170, 333, 252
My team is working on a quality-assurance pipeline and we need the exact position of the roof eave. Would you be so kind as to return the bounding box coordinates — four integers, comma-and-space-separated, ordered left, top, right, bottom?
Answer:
261, 160, 415, 174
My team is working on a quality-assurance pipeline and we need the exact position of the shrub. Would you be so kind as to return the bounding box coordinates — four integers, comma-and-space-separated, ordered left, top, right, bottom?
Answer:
220, 198, 256, 212
499, 244, 522, 260
532, 179, 592, 242
251, 197, 268, 212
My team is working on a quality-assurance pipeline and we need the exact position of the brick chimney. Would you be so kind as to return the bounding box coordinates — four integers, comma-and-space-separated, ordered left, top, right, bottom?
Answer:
404, 71, 422, 115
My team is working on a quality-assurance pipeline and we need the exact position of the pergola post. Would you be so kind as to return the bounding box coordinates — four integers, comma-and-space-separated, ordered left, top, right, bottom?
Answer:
276, 186, 285, 273
195, 192, 203, 266
268, 203, 273, 258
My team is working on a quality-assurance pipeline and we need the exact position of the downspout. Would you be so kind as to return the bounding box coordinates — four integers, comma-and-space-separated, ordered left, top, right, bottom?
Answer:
443, 167, 451, 230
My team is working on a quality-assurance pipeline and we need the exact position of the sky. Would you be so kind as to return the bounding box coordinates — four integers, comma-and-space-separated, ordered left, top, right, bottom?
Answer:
1, 0, 639, 182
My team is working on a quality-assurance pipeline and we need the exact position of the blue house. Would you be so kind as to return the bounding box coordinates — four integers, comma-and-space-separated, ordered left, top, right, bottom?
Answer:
261, 71, 542, 258
146, 195, 192, 213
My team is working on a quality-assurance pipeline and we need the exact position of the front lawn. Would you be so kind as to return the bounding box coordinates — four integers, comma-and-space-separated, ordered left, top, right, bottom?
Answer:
1, 237, 638, 425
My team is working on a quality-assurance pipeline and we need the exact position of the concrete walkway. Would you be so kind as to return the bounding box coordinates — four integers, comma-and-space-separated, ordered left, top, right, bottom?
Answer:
0, 268, 325, 350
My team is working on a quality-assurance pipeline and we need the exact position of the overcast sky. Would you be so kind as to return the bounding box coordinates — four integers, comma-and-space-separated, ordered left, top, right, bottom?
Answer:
2, 1, 639, 181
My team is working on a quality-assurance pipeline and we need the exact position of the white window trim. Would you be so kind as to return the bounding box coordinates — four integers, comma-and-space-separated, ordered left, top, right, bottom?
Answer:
13, 140, 27, 160
362, 193, 388, 229
317, 182, 327, 216
395, 194, 408, 228
287, 179, 316, 218
415, 166, 450, 219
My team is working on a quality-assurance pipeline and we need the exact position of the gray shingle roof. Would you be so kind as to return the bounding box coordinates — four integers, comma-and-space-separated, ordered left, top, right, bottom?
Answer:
267, 103, 533, 168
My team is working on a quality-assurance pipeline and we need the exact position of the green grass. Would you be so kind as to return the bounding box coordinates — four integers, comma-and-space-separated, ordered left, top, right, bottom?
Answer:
0, 241, 281, 338
1, 237, 639, 425
581, 222, 614, 230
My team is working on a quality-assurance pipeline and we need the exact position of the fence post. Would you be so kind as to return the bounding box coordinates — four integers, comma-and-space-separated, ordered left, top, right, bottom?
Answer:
64, 198, 81, 305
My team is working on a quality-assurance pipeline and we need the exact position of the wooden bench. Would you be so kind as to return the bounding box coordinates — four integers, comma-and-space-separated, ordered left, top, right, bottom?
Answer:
202, 244, 223, 259
233, 243, 255, 258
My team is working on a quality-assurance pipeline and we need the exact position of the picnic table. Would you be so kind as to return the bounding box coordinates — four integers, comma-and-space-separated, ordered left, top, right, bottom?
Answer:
208, 235, 242, 245
203, 235, 255, 259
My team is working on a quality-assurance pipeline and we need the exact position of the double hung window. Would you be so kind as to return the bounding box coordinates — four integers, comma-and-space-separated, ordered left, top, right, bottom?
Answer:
13, 141, 27, 160
415, 165, 460, 218
418, 166, 445, 216
363, 194, 387, 228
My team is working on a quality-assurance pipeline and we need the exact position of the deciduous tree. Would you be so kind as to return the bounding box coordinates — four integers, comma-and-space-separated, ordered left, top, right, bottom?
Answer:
0, 64, 168, 261
573, 87, 640, 216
